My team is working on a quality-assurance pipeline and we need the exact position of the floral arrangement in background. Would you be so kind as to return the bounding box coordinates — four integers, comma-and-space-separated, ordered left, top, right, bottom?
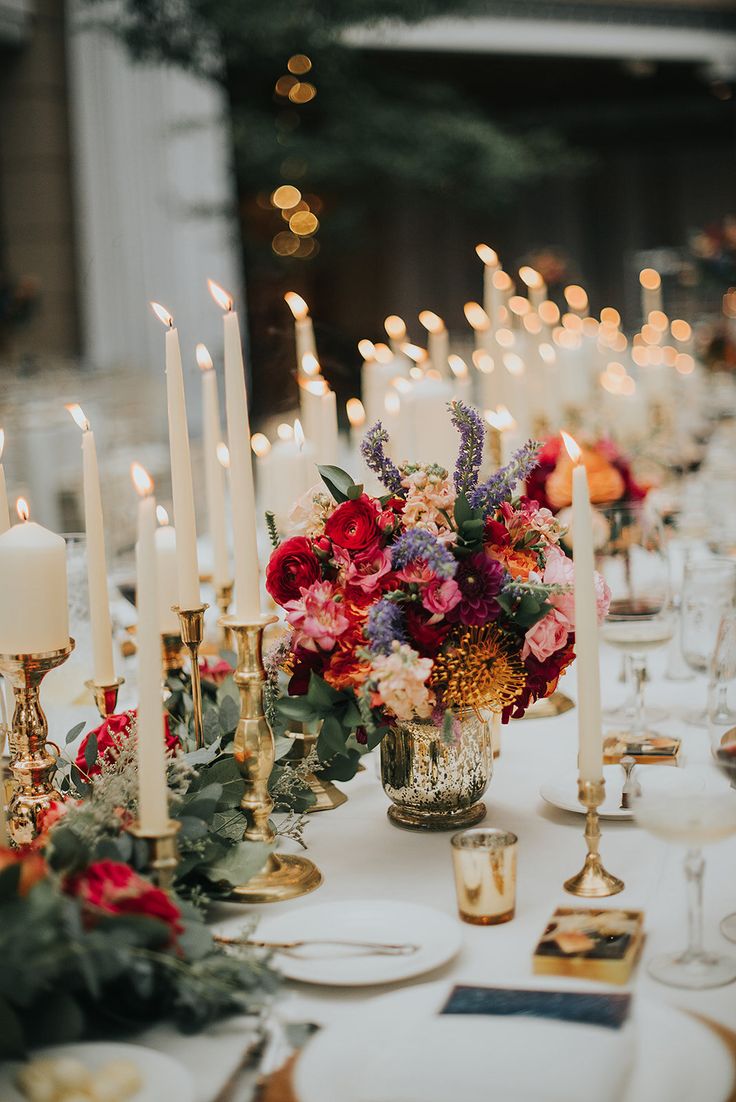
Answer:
525, 435, 648, 515
689, 215, 736, 288
265, 402, 610, 775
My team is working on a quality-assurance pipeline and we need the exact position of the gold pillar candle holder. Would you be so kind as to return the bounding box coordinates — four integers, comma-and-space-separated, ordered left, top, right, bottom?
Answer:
517, 691, 575, 720
564, 778, 625, 898
0, 640, 74, 846
216, 582, 234, 648
174, 604, 209, 750
128, 818, 181, 892
85, 677, 125, 720
221, 614, 322, 903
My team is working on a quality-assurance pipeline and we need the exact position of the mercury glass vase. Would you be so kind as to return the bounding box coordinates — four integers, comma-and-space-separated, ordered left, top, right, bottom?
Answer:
380, 709, 493, 831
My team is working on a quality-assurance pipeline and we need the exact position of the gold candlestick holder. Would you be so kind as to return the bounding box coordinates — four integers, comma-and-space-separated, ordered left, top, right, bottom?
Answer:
128, 818, 181, 892
221, 614, 322, 903
0, 640, 74, 846
85, 677, 125, 720
285, 723, 347, 812
216, 582, 234, 649
174, 604, 209, 750
518, 690, 575, 720
564, 778, 624, 898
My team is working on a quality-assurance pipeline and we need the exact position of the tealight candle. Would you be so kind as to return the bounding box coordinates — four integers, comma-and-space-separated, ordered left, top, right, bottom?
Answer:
0, 499, 68, 655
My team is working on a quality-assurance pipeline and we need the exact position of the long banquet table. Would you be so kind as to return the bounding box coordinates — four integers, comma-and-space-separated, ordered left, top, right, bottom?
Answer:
129, 644, 736, 1101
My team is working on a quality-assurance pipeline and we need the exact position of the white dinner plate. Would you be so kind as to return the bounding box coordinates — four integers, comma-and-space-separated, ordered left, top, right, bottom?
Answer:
0, 1041, 194, 1102
540, 763, 702, 820
294, 979, 734, 1102
216, 900, 463, 987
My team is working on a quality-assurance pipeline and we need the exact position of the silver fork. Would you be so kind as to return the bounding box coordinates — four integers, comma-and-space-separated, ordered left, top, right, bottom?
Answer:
216, 936, 420, 956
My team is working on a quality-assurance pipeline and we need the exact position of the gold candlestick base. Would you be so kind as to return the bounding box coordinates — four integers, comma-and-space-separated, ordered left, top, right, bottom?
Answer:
221, 614, 322, 903
517, 691, 575, 720
85, 677, 125, 719
564, 778, 625, 898
0, 640, 75, 846
174, 605, 209, 750
216, 583, 234, 649
285, 725, 348, 813
128, 818, 181, 892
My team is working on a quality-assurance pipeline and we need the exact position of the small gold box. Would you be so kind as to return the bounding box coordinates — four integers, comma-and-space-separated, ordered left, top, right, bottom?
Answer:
603, 734, 681, 766
533, 907, 645, 985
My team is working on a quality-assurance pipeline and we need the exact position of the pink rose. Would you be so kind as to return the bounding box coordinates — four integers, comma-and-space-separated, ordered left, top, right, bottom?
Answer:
422, 577, 461, 616
522, 608, 571, 662
543, 546, 610, 628
285, 581, 350, 652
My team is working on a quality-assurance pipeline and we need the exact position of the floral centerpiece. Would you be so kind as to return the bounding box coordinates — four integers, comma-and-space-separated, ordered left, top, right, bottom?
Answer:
525, 435, 648, 515
265, 403, 609, 828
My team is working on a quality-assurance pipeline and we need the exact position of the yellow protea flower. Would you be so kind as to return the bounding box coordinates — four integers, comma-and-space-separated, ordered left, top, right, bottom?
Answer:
431, 625, 526, 712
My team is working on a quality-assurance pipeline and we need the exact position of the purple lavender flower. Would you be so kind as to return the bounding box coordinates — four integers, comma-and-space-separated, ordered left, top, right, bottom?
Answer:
469, 440, 542, 515
391, 528, 456, 580
450, 400, 485, 496
366, 599, 407, 654
447, 553, 506, 625
360, 422, 404, 496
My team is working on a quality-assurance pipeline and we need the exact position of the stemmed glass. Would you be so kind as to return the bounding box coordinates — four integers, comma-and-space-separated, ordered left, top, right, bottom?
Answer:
708, 612, 736, 943
681, 555, 736, 726
597, 504, 674, 745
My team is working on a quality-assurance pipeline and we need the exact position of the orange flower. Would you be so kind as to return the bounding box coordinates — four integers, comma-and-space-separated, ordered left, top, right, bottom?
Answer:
488, 545, 538, 581
0, 847, 47, 896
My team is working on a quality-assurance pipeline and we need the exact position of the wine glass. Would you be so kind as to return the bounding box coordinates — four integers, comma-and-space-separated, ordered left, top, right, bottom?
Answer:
681, 555, 736, 726
597, 504, 674, 745
707, 612, 736, 943
633, 788, 736, 988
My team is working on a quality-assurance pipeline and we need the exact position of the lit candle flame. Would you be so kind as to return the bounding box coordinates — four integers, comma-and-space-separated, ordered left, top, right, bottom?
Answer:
384, 315, 406, 340
301, 352, 320, 377
508, 295, 531, 317
156, 505, 169, 526
561, 431, 581, 464
217, 442, 231, 468
294, 419, 305, 450
409, 365, 424, 381
304, 378, 328, 396
284, 291, 309, 320
402, 343, 427, 364
495, 328, 515, 349
463, 301, 490, 331
475, 243, 499, 267
639, 268, 661, 291
208, 279, 233, 312
65, 403, 89, 432
448, 355, 468, 380
131, 462, 154, 497
373, 343, 394, 364
671, 319, 691, 342
150, 301, 174, 328
250, 433, 270, 458
16, 497, 30, 522
418, 310, 445, 334
564, 285, 588, 312
196, 343, 213, 371
518, 266, 544, 291
492, 270, 513, 292
358, 339, 375, 361
503, 352, 525, 377
277, 422, 293, 441
392, 376, 412, 395
384, 391, 400, 415
600, 307, 621, 326
346, 397, 366, 427
472, 350, 495, 374
485, 406, 515, 432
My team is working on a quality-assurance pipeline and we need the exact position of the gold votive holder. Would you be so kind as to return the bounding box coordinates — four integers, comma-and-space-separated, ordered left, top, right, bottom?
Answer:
85, 677, 125, 720
0, 640, 74, 846
173, 604, 209, 750
220, 614, 322, 903
451, 827, 518, 925
128, 818, 181, 892
564, 778, 624, 898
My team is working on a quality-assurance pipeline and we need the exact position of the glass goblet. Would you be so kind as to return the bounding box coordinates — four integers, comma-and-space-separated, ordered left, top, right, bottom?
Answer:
681, 555, 736, 726
707, 612, 736, 943
633, 789, 736, 989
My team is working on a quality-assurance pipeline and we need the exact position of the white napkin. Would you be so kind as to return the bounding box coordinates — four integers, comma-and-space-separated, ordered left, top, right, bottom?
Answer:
354, 1015, 634, 1102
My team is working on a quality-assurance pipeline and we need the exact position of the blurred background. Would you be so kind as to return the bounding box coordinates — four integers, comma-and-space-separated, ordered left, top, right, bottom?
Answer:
1, 0, 735, 544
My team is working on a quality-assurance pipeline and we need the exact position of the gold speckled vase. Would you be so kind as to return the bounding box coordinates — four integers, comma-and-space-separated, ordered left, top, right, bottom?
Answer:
380, 710, 493, 831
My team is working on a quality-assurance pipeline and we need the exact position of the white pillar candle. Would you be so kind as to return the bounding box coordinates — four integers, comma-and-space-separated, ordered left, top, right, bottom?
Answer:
0, 430, 8, 535
268, 420, 315, 522
131, 464, 169, 834
476, 244, 500, 323
196, 344, 230, 589
0, 499, 68, 654
562, 433, 603, 785
66, 405, 115, 685
419, 311, 449, 377
285, 291, 317, 376
403, 374, 456, 471
318, 387, 339, 467
153, 511, 180, 635
361, 343, 401, 428
489, 269, 513, 334
151, 303, 200, 611
208, 280, 261, 620
448, 356, 473, 404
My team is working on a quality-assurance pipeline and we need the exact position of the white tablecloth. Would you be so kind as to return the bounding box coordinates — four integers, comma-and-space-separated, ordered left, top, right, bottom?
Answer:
117, 648, 736, 1099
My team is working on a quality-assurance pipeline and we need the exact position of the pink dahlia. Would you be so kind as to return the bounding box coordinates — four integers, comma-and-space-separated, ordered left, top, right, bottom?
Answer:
285, 581, 350, 652
447, 553, 506, 626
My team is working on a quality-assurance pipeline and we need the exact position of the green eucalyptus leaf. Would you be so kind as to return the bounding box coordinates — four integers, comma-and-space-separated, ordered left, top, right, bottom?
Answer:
317, 714, 349, 761
277, 695, 317, 722
317, 464, 355, 503
65, 721, 86, 746
218, 695, 240, 734
201, 840, 271, 890
346, 482, 364, 500
318, 748, 362, 781
307, 673, 342, 710
83, 732, 98, 771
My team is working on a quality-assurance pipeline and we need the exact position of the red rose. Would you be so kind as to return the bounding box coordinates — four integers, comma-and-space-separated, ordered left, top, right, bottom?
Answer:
266, 536, 321, 607
76, 712, 179, 777
0, 847, 47, 896
404, 604, 452, 656
324, 495, 379, 552
66, 859, 183, 943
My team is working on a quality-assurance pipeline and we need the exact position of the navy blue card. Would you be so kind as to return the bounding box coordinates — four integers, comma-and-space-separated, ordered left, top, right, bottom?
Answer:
440, 986, 631, 1030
